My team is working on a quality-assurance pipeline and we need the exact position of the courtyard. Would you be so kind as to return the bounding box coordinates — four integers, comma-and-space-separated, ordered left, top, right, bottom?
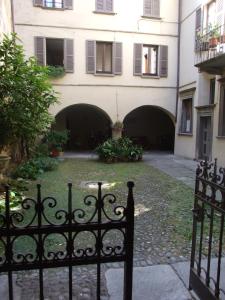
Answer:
0, 153, 197, 299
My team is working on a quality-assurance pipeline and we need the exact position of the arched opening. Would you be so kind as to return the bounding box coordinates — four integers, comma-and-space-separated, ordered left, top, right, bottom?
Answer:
53, 104, 112, 150
123, 106, 175, 151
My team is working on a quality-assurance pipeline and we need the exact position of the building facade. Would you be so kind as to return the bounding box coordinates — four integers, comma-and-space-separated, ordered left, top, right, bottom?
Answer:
175, 0, 225, 166
13, 0, 178, 150
3, 0, 225, 164
0, 0, 14, 40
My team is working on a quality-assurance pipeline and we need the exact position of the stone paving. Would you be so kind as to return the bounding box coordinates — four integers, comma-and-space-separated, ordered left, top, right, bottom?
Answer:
1, 152, 197, 299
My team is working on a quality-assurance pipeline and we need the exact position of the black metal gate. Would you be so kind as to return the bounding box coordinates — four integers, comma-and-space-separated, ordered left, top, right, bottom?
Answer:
190, 159, 225, 299
0, 181, 135, 300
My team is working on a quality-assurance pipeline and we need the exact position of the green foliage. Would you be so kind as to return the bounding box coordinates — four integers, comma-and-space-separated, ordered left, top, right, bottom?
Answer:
45, 130, 69, 151
0, 34, 58, 158
0, 190, 24, 213
47, 66, 65, 78
33, 143, 50, 158
95, 137, 143, 163
13, 157, 59, 180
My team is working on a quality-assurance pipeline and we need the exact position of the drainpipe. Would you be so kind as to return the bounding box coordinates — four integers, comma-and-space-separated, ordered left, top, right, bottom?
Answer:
175, 0, 182, 122
10, 0, 15, 32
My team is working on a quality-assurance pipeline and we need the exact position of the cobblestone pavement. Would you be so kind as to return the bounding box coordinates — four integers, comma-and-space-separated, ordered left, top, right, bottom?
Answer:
5, 154, 196, 299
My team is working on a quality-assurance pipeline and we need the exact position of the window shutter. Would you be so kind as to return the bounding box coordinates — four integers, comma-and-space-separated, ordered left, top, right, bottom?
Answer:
195, 8, 202, 31
105, 0, 113, 12
113, 42, 122, 75
144, 0, 160, 17
96, 0, 104, 11
64, 0, 73, 9
86, 40, 96, 74
216, 0, 224, 27
64, 39, 74, 73
33, 0, 43, 7
34, 37, 45, 66
159, 45, 168, 77
133, 44, 143, 76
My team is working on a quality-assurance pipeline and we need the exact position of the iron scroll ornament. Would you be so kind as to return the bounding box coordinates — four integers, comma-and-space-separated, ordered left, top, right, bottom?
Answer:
0, 181, 135, 300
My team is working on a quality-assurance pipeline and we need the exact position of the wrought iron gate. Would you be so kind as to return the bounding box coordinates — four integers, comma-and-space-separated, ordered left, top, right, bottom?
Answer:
0, 181, 135, 300
190, 159, 225, 299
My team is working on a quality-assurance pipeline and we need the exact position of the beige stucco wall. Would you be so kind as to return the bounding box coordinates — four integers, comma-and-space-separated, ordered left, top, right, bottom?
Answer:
14, 0, 179, 123
0, 0, 13, 40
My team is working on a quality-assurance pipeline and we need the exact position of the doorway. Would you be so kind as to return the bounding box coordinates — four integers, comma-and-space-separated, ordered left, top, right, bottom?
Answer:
198, 116, 212, 160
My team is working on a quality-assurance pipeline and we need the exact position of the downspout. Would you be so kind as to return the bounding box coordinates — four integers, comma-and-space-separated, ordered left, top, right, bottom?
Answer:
10, 0, 15, 32
175, 0, 182, 122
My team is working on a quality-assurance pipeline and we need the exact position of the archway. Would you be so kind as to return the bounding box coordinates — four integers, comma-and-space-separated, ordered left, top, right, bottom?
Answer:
123, 106, 175, 151
53, 104, 112, 150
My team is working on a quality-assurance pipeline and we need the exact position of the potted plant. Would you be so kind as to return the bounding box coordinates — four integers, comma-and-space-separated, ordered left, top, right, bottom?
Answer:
208, 25, 220, 48
45, 130, 69, 157
47, 66, 65, 78
112, 121, 124, 140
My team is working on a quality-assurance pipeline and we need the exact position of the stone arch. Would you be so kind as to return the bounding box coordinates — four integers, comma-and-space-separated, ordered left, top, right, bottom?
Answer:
123, 105, 175, 151
53, 104, 112, 150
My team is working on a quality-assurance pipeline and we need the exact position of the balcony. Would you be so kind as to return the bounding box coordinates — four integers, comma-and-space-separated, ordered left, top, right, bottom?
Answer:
195, 24, 225, 75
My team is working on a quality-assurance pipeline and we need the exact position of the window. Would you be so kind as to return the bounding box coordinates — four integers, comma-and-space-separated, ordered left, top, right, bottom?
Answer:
219, 85, 225, 136
86, 40, 122, 75
95, 0, 113, 13
96, 42, 112, 73
33, 0, 73, 9
35, 37, 74, 72
46, 38, 64, 66
143, 0, 160, 18
209, 78, 215, 104
44, 0, 63, 8
180, 99, 193, 134
134, 44, 168, 77
142, 45, 158, 75
207, 1, 216, 29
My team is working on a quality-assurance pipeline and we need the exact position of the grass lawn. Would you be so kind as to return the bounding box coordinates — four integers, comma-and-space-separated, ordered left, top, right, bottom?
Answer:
9, 158, 195, 259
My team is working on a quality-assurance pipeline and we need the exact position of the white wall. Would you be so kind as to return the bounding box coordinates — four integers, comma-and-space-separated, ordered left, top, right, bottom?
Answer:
0, 0, 13, 40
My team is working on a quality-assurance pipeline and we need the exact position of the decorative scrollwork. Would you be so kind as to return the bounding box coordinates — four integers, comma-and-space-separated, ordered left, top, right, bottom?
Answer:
101, 229, 125, 256
102, 194, 126, 222
73, 231, 97, 258
73, 195, 97, 223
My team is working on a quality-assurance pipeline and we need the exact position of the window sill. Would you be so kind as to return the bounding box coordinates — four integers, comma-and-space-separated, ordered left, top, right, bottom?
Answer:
39, 6, 67, 11
178, 133, 193, 136
141, 74, 160, 79
93, 11, 116, 15
94, 73, 115, 77
216, 136, 225, 139
141, 15, 161, 20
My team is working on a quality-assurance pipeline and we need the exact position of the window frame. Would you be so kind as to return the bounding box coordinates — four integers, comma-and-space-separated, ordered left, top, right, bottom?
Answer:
45, 37, 64, 67
142, 44, 159, 76
96, 41, 113, 74
179, 98, 193, 135
218, 84, 225, 137
44, 0, 64, 9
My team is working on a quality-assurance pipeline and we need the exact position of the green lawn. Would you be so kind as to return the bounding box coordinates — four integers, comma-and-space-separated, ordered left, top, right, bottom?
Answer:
6, 158, 195, 259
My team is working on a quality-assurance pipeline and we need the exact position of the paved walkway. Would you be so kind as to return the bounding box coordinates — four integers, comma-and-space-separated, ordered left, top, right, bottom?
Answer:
143, 152, 197, 188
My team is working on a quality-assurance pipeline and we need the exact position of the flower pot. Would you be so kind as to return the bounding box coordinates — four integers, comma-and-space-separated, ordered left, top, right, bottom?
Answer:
209, 37, 218, 48
50, 149, 60, 157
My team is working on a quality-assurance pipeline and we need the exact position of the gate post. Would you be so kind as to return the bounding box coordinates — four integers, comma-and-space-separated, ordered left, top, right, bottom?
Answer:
124, 181, 134, 300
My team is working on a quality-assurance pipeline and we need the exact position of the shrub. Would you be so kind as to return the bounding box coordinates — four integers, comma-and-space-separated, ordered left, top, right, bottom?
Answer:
45, 130, 69, 151
95, 137, 143, 163
0, 190, 24, 213
13, 157, 59, 180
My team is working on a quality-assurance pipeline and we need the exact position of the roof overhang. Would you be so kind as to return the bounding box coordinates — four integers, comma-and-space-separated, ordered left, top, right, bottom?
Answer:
195, 53, 225, 75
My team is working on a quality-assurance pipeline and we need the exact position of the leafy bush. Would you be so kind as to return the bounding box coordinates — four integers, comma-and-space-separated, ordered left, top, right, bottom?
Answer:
0, 190, 24, 213
95, 137, 143, 163
47, 66, 65, 78
45, 130, 69, 151
34, 143, 50, 158
13, 157, 59, 180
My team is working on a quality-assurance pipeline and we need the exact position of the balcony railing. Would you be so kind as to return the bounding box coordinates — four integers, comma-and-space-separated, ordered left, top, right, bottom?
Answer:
195, 24, 225, 74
